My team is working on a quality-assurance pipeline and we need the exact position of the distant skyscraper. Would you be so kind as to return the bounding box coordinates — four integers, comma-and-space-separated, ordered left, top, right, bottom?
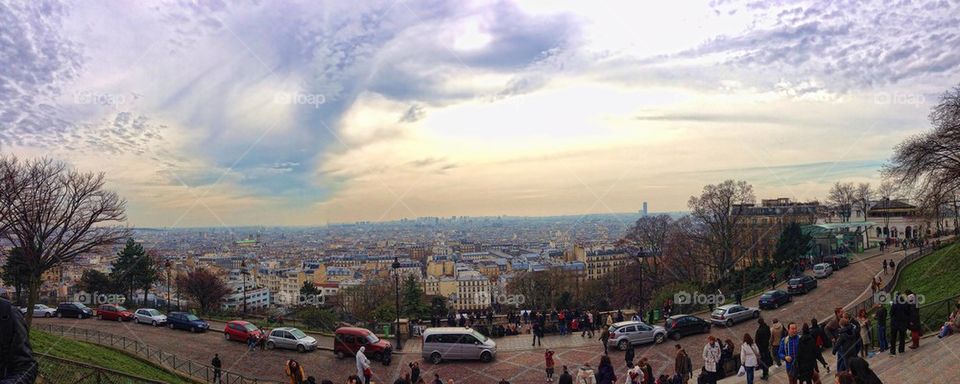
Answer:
642, 202, 648, 217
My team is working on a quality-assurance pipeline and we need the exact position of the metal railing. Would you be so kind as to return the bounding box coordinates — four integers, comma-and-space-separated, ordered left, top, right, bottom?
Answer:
843, 240, 949, 318
36, 353, 167, 384
35, 324, 282, 384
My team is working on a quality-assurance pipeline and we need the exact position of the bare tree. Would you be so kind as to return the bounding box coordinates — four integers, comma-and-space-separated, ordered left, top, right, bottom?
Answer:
621, 214, 672, 287
177, 268, 230, 314
827, 182, 856, 222
659, 215, 705, 284
687, 180, 755, 283
884, 85, 960, 209
854, 183, 874, 221
0, 156, 130, 328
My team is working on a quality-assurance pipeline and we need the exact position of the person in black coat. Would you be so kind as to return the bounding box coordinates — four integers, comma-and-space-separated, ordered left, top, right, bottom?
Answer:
847, 356, 883, 384
755, 318, 772, 380
1, 298, 37, 384
833, 319, 859, 373
624, 345, 635, 367
558, 366, 573, 384
890, 294, 910, 355
796, 325, 821, 384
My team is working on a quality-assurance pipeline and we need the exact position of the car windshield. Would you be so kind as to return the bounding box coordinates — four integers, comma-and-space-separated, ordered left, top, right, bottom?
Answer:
244, 323, 259, 331
760, 293, 773, 299
147, 309, 161, 316
290, 329, 307, 339
74, 303, 89, 309
185, 314, 200, 321
712, 309, 726, 316
789, 278, 802, 284
471, 331, 487, 342
115, 306, 127, 311
366, 333, 380, 343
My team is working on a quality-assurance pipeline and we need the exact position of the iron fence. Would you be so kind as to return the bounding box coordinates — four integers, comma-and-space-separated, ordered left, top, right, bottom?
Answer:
35, 324, 282, 384
36, 353, 166, 384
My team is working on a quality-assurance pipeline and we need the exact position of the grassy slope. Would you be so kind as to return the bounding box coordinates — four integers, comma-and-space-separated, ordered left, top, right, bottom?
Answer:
30, 329, 195, 384
894, 240, 960, 303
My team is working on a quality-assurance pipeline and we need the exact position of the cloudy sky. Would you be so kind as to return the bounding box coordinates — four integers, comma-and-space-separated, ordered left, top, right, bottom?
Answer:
1, 0, 958, 227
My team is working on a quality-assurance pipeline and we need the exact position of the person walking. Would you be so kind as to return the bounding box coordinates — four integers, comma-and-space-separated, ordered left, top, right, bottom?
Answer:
890, 293, 909, 355
356, 346, 372, 384
796, 324, 821, 384
409, 361, 421, 384
755, 318, 772, 381
832, 319, 858, 372
740, 334, 760, 384
776, 323, 800, 384
577, 364, 596, 384
533, 321, 543, 347
907, 290, 921, 349
432, 374, 442, 384
847, 357, 882, 384
625, 362, 643, 384
559, 366, 573, 384
211, 354, 222, 384
857, 310, 872, 357
874, 304, 888, 353
769, 271, 777, 290
638, 358, 653, 384
625, 343, 635, 367
674, 345, 692, 384
702, 336, 721, 384
599, 326, 610, 355
285, 359, 305, 384
770, 319, 785, 368
596, 355, 617, 384
545, 349, 556, 382
809, 319, 830, 373
247, 333, 257, 352
558, 310, 567, 336
882, 260, 888, 274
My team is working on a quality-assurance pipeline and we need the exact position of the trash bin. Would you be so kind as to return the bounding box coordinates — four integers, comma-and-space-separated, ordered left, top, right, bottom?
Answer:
383, 324, 391, 335
653, 309, 661, 322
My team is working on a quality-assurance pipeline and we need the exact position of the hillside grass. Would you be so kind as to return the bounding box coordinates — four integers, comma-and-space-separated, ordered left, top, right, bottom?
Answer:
30, 329, 195, 384
894, 240, 960, 304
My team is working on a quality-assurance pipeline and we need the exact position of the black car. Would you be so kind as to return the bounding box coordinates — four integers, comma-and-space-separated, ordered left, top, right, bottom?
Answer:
821, 255, 850, 270
787, 275, 818, 295
56, 302, 94, 319
665, 314, 711, 341
758, 290, 792, 309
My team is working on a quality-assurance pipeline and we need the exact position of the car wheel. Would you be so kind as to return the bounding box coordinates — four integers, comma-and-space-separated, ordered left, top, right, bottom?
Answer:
152, 320, 158, 327
79, 313, 84, 319
224, 333, 231, 341
371, 352, 382, 362
297, 344, 306, 353
117, 316, 122, 322
190, 327, 197, 333
430, 352, 442, 365
773, 302, 779, 309
169, 323, 175, 330
267, 341, 275, 350
57, 312, 63, 318
654, 334, 665, 344
480, 351, 493, 363
335, 350, 345, 359
726, 319, 734, 327
618, 340, 629, 351
45, 313, 52, 318
752, 311, 760, 318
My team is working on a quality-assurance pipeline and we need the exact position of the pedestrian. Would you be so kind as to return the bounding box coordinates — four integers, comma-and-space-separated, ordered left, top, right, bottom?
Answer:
776, 322, 800, 384
0, 297, 36, 384
770, 271, 777, 290
809, 319, 830, 373
888, 260, 895, 270
617, 310, 625, 323
545, 349, 556, 381
638, 357, 653, 384
625, 343, 635, 367
285, 359, 305, 384
409, 361, 420, 384
796, 324, 822, 384
740, 334, 760, 384
599, 326, 610, 354
702, 336, 721, 384
856, 310, 871, 357
248, 333, 257, 351
606, 313, 614, 327
674, 345, 692, 384
432, 374, 442, 384
532, 321, 542, 347
755, 318, 772, 381
596, 355, 617, 384
559, 366, 573, 384
735, 290, 743, 306
577, 364, 596, 384
259, 330, 268, 351
832, 319, 858, 372
890, 292, 909, 355
882, 260, 888, 274
874, 304, 888, 352
907, 290, 921, 349
356, 347, 372, 384
719, 339, 735, 378
770, 319, 785, 367
846, 356, 882, 384
558, 310, 567, 336
625, 362, 643, 384
212, 353, 223, 384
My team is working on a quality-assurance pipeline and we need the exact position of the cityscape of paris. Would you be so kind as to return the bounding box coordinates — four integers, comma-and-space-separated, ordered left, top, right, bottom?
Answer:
2, 1, 960, 384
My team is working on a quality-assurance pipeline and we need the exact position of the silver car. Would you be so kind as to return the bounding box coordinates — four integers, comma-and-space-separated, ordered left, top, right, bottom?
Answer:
24, 304, 57, 318
710, 304, 760, 327
134, 308, 168, 326
606, 321, 667, 350
813, 263, 833, 278
267, 327, 318, 353
421, 327, 497, 364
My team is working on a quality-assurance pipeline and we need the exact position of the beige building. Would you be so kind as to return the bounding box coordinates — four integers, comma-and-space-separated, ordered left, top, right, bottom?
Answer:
566, 244, 633, 280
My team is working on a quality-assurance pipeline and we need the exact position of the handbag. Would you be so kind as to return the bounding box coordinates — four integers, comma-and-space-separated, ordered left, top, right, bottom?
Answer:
363, 367, 372, 378
737, 366, 746, 377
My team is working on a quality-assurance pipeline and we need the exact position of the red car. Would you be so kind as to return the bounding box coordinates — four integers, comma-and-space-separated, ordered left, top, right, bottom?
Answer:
223, 320, 263, 343
334, 327, 392, 364
96, 304, 134, 321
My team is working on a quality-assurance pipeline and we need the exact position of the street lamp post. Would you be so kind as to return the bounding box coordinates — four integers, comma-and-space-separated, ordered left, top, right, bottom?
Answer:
164, 260, 171, 313
241, 260, 248, 316
392, 256, 403, 351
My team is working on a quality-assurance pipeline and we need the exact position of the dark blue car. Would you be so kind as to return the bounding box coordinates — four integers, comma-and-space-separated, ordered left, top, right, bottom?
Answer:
758, 290, 792, 309
166, 311, 209, 332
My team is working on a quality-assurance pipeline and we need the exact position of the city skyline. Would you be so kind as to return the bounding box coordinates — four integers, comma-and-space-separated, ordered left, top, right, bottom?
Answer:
2, 1, 957, 227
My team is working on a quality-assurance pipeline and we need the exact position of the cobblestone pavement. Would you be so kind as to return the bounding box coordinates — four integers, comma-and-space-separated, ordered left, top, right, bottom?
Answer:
35, 240, 955, 383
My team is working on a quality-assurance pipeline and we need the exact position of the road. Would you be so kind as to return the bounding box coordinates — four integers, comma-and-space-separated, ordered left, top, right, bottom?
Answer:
33, 242, 941, 383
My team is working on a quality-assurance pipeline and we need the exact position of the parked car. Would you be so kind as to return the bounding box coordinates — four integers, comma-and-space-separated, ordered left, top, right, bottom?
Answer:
606, 321, 667, 350
421, 327, 497, 364
813, 263, 833, 278
267, 327, 318, 353
25, 304, 57, 318
56, 302, 93, 319
822, 255, 850, 270
97, 304, 135, 322
787, 275, 818, 295
224, 320, 264, 343
166, 312, 209, 332
134, 308, 167, 326
710, 304, 760, 327
334, 327, 393, 364
758, 290, 792, 309
665, 315, 711, 341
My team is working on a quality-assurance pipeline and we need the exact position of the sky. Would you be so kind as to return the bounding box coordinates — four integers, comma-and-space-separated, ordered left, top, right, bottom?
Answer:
1, 0, 958, 227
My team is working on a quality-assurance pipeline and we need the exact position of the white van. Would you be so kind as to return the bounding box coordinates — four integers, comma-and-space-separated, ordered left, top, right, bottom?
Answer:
421, 327, 496, 364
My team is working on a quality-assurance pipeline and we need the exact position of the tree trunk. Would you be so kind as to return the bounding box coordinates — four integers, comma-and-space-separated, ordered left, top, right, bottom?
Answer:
24, 275, 42, 331
143, 286, 149, 306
